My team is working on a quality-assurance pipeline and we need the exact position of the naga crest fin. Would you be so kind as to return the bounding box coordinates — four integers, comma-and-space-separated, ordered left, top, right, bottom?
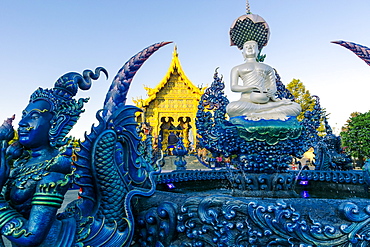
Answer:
70, 42, 170, 247
332, 40, 370, 66
103, 41, 172, 120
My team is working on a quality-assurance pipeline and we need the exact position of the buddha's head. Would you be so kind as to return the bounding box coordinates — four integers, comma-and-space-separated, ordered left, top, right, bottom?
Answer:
18, 67, 107, 149
242, 40, 259, 60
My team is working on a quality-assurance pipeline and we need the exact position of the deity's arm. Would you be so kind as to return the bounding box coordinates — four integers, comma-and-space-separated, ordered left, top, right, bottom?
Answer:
0, 157, 72, 246
230, 66, 259, 93
0, 142, 10, 191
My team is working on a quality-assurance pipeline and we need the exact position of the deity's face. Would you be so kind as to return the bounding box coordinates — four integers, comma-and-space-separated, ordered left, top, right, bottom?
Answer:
18, 100, 53, 149
242, 41, 259, 59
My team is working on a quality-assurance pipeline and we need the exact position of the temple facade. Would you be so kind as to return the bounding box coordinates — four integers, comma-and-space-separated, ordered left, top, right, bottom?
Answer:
133, 46, 205, 152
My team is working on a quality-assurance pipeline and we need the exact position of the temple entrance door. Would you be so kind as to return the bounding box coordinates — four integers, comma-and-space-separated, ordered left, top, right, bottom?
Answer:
159, 116, 193, 154
159, 117, 175, 153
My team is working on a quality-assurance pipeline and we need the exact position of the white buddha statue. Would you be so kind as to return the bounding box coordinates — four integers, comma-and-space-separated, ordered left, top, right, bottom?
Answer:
226, 40, 301, 120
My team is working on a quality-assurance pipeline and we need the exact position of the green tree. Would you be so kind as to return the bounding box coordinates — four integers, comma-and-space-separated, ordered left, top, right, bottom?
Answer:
286, 79, 327, 136
341, 111, 370, 166
286, 79, 315, 121
341, 112, 361, 132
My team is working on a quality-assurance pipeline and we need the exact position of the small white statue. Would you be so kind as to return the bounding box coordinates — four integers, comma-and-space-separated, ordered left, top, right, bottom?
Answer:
226, 40, 301, 120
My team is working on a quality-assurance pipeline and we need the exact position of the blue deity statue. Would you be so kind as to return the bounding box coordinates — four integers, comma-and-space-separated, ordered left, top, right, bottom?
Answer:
0, 42, 170, 246
0, 69, 105, 246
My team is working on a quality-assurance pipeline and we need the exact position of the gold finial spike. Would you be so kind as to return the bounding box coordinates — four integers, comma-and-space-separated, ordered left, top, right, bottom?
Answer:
173, 44, 179, 58
246, 0, 251, 14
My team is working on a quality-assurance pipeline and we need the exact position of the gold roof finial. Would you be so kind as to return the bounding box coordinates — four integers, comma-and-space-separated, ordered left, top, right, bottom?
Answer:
246, 0, 251, 14
173, 44, 179, 58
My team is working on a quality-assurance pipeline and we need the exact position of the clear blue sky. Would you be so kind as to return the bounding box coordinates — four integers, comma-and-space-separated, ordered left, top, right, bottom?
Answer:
1, 0, 370, 138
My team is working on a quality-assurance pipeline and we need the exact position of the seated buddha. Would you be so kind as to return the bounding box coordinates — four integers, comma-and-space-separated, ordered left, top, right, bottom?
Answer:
226, 40, 301, 120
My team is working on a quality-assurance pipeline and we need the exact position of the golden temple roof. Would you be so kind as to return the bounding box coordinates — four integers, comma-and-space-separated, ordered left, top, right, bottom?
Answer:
133, 45, 205, 107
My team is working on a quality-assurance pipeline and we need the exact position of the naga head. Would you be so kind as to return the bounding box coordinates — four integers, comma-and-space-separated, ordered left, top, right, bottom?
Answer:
18, 67, 108, 149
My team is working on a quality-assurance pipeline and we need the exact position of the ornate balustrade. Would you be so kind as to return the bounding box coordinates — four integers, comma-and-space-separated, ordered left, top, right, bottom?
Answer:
156, 169, 365, 191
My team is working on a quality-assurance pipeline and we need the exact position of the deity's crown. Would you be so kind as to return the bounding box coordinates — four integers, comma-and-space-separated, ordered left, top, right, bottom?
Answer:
230, 13, 270, 50
29, 68, 107, 112
28, 68, 107, 147
30, 73, 76, 110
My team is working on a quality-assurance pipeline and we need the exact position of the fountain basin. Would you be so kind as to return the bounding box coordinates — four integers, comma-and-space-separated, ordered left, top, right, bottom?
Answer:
133, 169, 370, 246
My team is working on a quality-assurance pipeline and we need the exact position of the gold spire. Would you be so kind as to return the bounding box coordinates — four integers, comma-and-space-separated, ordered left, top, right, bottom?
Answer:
174, 44, 178, 57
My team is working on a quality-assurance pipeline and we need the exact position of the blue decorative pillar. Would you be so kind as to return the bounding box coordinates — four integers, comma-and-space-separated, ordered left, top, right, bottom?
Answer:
173, 137, 188, 170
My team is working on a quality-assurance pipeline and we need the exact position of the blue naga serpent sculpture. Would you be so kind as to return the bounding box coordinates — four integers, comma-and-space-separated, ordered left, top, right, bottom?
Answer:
61, 42, 171, 246
0, 41, 170, 246
332, 40, 370, 66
